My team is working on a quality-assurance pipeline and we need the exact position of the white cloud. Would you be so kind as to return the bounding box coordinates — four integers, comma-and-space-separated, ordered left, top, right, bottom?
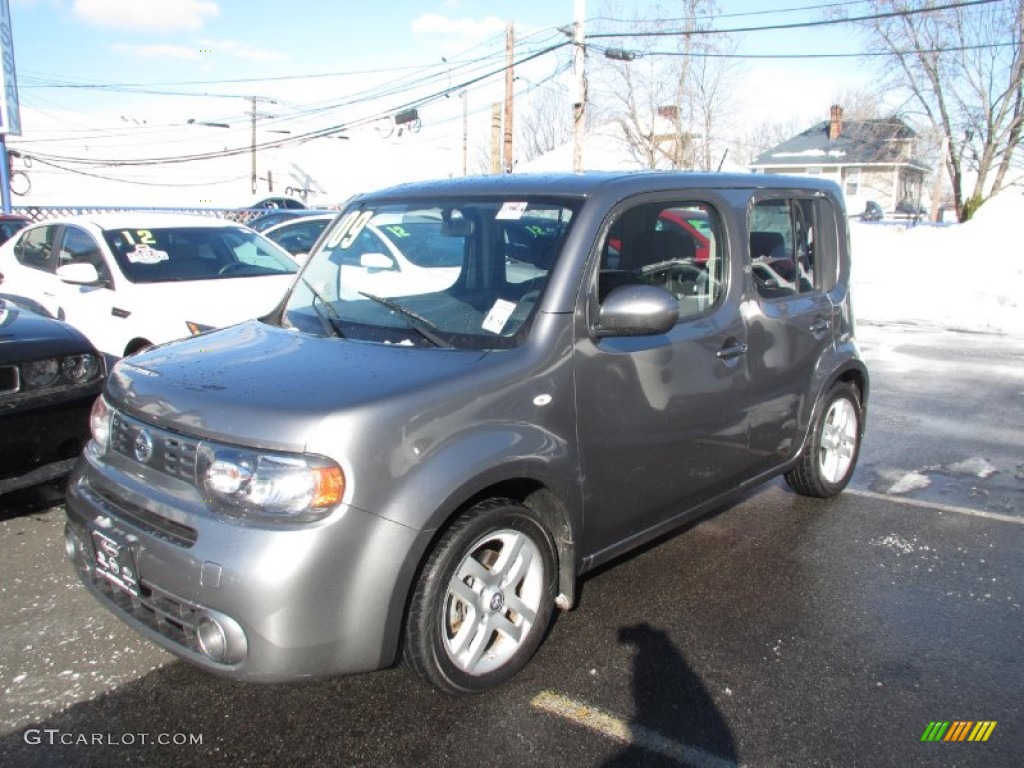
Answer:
73, 0, 219, 32
411, 13, 507, 45
111, 43, 200, 60
198, 38, 289, 63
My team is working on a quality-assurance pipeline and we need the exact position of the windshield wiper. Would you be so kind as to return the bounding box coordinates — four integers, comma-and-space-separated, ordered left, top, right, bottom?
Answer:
357, 291, 452, 348
301, 278, 346, 339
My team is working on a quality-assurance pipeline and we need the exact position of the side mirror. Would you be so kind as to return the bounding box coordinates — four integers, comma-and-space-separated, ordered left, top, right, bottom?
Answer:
360, 252, 396, 271
57, 262, 102, 286
596, 284, 679, 337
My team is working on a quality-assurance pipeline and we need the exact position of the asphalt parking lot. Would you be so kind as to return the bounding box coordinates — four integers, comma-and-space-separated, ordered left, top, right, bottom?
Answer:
1, 323, 1021, 767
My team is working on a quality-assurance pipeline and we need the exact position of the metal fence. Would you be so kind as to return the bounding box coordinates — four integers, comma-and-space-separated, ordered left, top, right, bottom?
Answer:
12, 206, 264, 226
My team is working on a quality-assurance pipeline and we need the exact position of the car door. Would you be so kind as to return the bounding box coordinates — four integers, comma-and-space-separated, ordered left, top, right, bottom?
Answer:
744, 194, 839, 469
574, 195, 758, 558
52, 224, 123, 356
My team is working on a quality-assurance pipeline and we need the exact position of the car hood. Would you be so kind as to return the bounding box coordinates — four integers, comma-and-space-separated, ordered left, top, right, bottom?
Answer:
0, 300, 92, 363
108, 319, 488, 452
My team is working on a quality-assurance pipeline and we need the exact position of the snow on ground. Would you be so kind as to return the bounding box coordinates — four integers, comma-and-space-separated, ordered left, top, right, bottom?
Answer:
851, 191, 1024, 336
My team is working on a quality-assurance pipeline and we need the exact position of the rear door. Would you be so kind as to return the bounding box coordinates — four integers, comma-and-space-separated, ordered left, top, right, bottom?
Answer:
574, 194, 756, 558
744, 194, 840, 469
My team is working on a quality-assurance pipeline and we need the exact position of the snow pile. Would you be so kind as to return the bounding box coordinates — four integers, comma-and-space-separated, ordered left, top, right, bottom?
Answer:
850, 192, 1024, 335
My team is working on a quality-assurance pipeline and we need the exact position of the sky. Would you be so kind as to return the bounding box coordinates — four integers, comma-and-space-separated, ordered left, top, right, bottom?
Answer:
4, 0, 884, 206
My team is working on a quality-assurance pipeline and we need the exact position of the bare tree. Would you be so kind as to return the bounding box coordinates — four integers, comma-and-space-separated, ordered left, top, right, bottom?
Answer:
516, 85, 574, 163
730, 118, 806, 167
590, 0, 736, 171
857, 0, 1024, 220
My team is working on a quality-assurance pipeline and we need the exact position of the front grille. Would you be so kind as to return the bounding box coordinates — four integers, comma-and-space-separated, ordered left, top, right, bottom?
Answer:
82, 482, 198, 547
110, 411, 200, 481
91, 571, 202, 654
0, 365, 19, 395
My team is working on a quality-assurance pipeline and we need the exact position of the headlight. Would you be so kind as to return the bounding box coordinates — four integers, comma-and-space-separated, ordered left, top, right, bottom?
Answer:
89, 396, 112, 454
21, 358, 60, 388
197, 445, 344, 522
62, 353, 101, 383
17, 353, 102, 391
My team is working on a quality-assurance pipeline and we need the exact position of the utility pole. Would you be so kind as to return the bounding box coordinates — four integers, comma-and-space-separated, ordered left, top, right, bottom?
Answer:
249, 96, 276, 195
572, 0, 586, 172
491, 103, 502, 174
503, 23, 515, 173
462, 90, 468, 176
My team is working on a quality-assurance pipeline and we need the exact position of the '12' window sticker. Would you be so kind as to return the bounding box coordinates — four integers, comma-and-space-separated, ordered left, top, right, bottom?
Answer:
121, 230, 170, 264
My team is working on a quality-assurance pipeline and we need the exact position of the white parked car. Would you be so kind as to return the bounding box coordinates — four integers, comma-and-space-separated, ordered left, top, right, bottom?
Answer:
0, 213, 299, 360
309, 214, 465, 299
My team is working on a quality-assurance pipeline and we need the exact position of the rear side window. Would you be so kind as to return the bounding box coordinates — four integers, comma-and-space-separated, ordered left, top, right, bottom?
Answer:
598, 200, 725, 321
749, 197, 839, 299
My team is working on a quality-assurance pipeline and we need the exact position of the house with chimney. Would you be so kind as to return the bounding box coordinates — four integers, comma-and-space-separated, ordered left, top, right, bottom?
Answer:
749, 105, 930, 217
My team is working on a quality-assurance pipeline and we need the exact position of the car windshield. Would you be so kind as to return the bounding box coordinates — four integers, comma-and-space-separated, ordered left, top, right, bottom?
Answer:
102, 226, 298, 283
281, 199, 576, 350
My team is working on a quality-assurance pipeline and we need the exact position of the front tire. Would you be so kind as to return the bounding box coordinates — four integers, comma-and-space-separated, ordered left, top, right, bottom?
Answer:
403, 499, 557, 694
785, 382, 863, 498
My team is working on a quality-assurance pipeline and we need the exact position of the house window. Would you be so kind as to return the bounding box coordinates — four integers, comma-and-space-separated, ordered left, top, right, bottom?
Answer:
845, 169, 861, 197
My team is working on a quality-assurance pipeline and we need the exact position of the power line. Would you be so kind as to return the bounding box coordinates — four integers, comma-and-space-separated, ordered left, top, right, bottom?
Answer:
19, 42, 570, 169
586, 0, 1000, 39
594, 41, 1016, 61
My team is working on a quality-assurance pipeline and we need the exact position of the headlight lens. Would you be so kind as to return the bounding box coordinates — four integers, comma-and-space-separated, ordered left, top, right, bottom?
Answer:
197, 445, 344, 521
21, 358, 60, 388
89, 396, 112, 454
16, 353, 102, 392
62, 353, 101, 383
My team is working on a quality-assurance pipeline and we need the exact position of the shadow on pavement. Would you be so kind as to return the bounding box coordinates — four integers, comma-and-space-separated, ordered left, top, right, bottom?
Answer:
602, 622, 738, 767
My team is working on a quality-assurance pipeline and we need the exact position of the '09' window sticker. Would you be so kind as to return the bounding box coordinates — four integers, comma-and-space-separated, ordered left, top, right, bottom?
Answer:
326, 210, 374, 250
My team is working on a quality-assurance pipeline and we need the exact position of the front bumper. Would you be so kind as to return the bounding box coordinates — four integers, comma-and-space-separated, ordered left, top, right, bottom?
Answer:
0, 391, 96, 495
64, 450, 430, 682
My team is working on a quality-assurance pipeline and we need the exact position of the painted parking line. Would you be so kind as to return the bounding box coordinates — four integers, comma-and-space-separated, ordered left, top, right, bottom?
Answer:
846, 488, 1024, 525
531, 690, 743, 768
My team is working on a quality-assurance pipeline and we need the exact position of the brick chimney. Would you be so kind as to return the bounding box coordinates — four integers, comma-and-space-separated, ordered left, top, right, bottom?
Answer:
829, 104, 844, 140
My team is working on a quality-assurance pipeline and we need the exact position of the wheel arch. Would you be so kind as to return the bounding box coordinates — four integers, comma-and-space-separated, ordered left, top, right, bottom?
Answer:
382, 471, 580, 670
123, 337, 153, 357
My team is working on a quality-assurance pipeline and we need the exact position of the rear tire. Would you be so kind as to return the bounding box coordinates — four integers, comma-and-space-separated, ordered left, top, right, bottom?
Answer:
785, 382, 863, 498
403, 498, 557, 694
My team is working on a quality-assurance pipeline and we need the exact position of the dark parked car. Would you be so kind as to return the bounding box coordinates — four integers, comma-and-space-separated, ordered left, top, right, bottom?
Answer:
860, 200, 884, 222
261, 213, 334, 255
0, 213, 30, 246
0, 281, 105, 496
245, 209, 337, 233
66, 172, 868, 694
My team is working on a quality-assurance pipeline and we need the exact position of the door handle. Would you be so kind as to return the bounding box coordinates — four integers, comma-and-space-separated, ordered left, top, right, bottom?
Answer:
809, 318, 831, 334
716, 341, 748, 360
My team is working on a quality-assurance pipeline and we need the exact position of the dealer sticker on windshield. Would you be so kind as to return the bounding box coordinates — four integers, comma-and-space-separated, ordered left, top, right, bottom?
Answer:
126, 245, 170, 265
482, 299, 517, 334
496, 201, 528, 220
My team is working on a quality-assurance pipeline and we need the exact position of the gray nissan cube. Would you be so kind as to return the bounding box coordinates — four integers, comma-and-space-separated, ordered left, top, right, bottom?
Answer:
65, 172, 868, 694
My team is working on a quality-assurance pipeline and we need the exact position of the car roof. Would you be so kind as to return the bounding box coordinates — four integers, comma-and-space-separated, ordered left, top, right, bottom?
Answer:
356, 171, 843, 202
23, 212, 249, 231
